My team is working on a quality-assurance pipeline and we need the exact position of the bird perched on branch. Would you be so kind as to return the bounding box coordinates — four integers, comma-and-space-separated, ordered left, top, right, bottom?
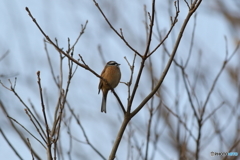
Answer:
98, 61, 121, 113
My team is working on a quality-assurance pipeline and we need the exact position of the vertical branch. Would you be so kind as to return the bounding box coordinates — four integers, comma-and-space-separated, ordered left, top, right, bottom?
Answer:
184, 14, 197, 68
109, 0, 157, 159
37, 71, 52, 160
127, 0, 156, 112
144, 0, 155, 57
124, 54, 136, 113
144, 107, 154, 160
109, 115, 131, 160
144, 56, 155, 160
195, 41, 239, 160
27, 138, 35, 160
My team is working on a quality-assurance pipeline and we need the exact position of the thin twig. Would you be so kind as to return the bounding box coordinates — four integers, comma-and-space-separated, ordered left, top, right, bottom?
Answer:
25, 109, 47, 144
36, 71, 52, 159
69, 20, 88, 51
148, 0, 179, 58
202, 102, 225, 124
0, 50, 9, 61
124, 54, 136, 113
144, 0, 156, 57
27, 138, 35, 160
92, 0, 142, 57
162, 103, 197, 141
0, 100, 42, 159
144, 105, 154, 160
44, 40, 58, 87
0, 128, 24, 160
8, 116, 46, 148
184, 13, 197, 68
201, 42, 239, 119
67, 103, 106, 160
181, 69, 199, 120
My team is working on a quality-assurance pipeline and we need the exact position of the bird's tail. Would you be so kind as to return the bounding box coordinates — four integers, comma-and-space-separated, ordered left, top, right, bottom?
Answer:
101, 92, 108, 113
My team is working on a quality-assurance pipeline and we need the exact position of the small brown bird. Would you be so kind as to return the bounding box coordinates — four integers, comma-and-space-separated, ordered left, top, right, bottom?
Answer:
98, 61, 121, 113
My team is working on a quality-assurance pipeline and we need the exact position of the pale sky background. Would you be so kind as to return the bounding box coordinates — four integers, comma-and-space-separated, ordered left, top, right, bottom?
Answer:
0, 0, 239, 160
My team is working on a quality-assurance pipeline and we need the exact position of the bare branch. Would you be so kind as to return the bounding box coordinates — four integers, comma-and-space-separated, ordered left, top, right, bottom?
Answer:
67, 103, 106, 160
92, 0, 142, 57
202, 102, 225, 124
36, 71, 52, 159
26, 138, 35, 160
131, 0, 202, 117
0, 50, 9, 61
201, 41, 239, 119
0, 128, 24, 160
69, 20, 88, 51
8, 116, 46, 148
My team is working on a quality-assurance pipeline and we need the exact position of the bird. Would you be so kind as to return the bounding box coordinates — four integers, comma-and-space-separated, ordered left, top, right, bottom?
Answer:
98, 61, 121, 113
